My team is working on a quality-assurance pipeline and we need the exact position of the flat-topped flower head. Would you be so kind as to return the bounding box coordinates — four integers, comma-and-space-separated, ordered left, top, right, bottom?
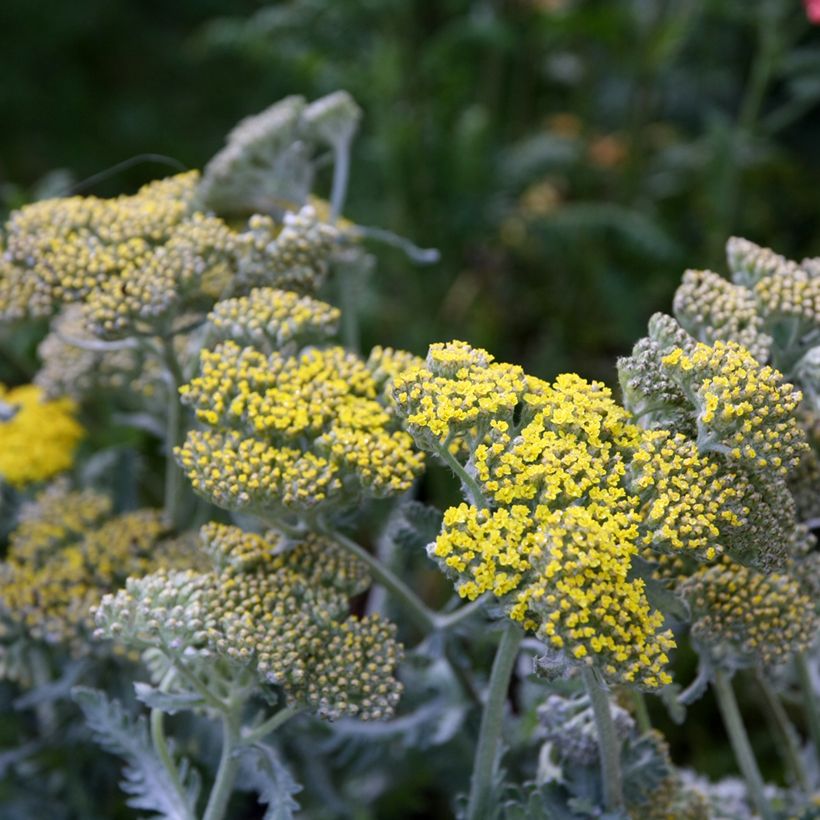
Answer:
673, 269, 771, 362
660, 340, 807, 475
391, 340, 526, 446
0, 384, 84, 487
95, 524, 402, 722
177, 334, 423, 517
207, 287, 340, 352
681, 556, 815, 671
0, 486, 196, 654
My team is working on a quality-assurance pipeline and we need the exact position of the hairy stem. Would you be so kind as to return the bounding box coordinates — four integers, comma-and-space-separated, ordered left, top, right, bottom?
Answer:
713, 669, 774, 820
755, 671, 810, 793
582, 667, 624, 813
203, 711, 241, 820
321, 528, 438, 634
161, 335, 185, 529
242, 704, 303, 745
432, 442, 489, 510
150, 670, 191, 814
465, 622, 523, 820
795, 652, 820, 761
631, 689, 652, 735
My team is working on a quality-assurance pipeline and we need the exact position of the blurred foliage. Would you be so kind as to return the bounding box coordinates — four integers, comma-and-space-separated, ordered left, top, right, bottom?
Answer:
2, 0, 819, 381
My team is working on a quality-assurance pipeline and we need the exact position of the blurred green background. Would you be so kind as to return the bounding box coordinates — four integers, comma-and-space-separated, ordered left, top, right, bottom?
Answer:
1, 0, 820, 808
2, 0, 819, 382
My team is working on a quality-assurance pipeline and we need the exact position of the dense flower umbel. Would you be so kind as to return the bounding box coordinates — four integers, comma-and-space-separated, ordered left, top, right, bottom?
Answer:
94, 524, 403, 721
673, 269, 771, 362
177, 330, 423, 516
0, 485, 197, 653
0, 384, 84, 486
397, 341, 693, 688
660, 341, 806, 473
207, 287, 340, 353
681, 556, 816, 671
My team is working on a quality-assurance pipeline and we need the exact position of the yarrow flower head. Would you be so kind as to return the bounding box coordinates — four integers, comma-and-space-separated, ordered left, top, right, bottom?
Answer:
177, 289, 423, 519
0, 383, 84, 487
395, 340, 689, 689
0, 483, 197, 655
680, 556, 816, 671
94, 523, 403, 722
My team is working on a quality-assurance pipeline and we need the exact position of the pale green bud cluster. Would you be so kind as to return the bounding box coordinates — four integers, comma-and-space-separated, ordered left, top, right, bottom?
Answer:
95, 524, 403, 721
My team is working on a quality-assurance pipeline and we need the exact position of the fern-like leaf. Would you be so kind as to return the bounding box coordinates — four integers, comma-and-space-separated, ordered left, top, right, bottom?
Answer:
239, 742, 302, 820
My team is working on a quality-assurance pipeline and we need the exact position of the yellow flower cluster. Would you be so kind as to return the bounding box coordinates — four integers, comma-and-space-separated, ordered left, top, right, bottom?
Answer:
629, 431, 740, 562
754, 267, 820, 328
207, 287, 340, 352
0, 172, 340, 340
672, 269, 771, 362
0, 384, 84, 486
95, 524, 403, 721
661, 341, 806, 474
0, 485, 197, 654
681, 556, 815, 670
391, 340, 527, 445
400, 342, 690, 688
177, 336, 423, 515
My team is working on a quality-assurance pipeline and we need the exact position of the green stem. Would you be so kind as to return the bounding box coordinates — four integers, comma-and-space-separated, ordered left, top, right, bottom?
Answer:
28, 647, 57, 735
150, 670, 190, 813
242, 704, 303, 745
713, 669, 775, 820
582, 667, 624, 813
755, 671, 810, 793
329, 138, 352, 223
321, 528, 438, 634
465, 622, 523, 820
432, 442, 489, 509
167, 651, 228, 714
795, 651, 820, 761
631, 689, 652, 735
202, 712, 242, 820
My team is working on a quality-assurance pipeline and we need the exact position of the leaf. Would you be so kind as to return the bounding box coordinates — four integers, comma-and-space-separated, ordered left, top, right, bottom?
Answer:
13, 657, 89, 711
239, 742, 302, 820
72, 687, 199, 820
390, 500, 443, 553
133, 683, 204, 715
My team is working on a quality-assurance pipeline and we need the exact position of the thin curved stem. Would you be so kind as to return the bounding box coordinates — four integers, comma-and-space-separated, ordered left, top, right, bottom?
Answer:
321, 528, 437, 634
434, 594, 489, 631
161, 335, 185, 529
755, 671, 810, 793
713, 669, 775, 820
150, 670, 191, 814
242, 704, 303, 745
465, 622, 523, 820
795, 652, 820, 761
631, 689, 652, 735
432, 442, 489, 510
582, 667, 624, 813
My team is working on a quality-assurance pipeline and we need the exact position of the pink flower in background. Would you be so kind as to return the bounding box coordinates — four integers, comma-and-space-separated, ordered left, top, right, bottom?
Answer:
806, 0, 820, 23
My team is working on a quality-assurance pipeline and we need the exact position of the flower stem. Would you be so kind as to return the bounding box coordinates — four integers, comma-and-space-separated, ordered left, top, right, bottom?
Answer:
242, 704, 303, 745
322, 528, 438, 634
713, 669, 775, 820
582, 667, 624, 813
755, 671, 810, 793
161, 335, 185, 529
465, 622, 523, 820
432, 442, 488, 510
795, 651, 820, 761
631, 689, 652, 735
203, 711, 242, 820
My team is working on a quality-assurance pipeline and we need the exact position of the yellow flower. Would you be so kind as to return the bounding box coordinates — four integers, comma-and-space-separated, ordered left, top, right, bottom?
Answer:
0, 384, 84, 486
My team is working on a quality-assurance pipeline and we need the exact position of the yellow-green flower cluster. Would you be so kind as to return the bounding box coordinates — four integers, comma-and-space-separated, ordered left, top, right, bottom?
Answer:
0, 383, 84, 487
672, 269, 771, 362
177, 324, 424, 515
681, 556, 815, 670
660, 341, 807, 474
391, 340, 527, 446
753, 266, 820, 328
207, 287, 340, 353
726, 236, 802, 288
0, 173, 200, 322
234, 208, 340, 294
94, 524, 403, 721
0, 484, 196, 654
